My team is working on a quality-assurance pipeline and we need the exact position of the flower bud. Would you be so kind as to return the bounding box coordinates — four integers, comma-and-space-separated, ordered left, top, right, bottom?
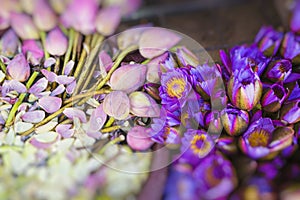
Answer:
264, 59, 292, 82
175, 46, 199, 67
103, 91, 130, 120
33, 0, 57, 31
96, 6, 121, 36
227, 67, 262, 111
144, 83, 161, 101
280, 100, 300, 124
7, 54, 30, 82
129, 91, 160, 118
10, 12, 39, 40
216, 137, 238, 155
204, 111, 223, 136
254, 26, 283, 56
0, 29, 19, 57
221, 105, 249, 136
110, 64, 147, 93
22, 40, 44, 65
45, 27, 68, 56
281, 32, 300, 64
139, 28, 181, 59
269, 126, 294, 152
127, 126, 154, 151
261, 84, 288, 112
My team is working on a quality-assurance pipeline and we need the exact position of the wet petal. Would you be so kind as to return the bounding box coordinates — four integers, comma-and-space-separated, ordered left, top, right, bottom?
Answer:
66, 80, 76, 94
127, 126, 154, 151
45, 27, 68, 56
103, 91, 130, 120
43, 57, 56, 68
7, 54, 30, 82
63, 108, 87, 123
139, 28, 181, 59
10, 12, 39, 40
38, 96, 62, 113
110, 64, 147, 93
21, 110, 45, 123
96, 6, 121, 36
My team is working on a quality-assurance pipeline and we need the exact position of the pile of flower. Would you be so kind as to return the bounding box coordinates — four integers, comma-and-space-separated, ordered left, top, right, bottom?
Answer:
0, 0, 300, 199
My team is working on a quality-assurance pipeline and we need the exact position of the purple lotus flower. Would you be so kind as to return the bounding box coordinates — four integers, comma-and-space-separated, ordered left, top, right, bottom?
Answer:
264, 59, 292, 82
159, 68, 192, 111
193, 151, 237, 199
0, 29, 19, 57
255, 26, 283, 56
227, 66, 262, 111
239, 118, 294, 159
280, 100, 300, 124
180, 129, 214, 167
22, 40, 44, 65
290, 0, 300, 34
7, 53, 30, 82
221, 105, 249, 136
220, 45, 269, 77
281, 32, 300, 64
190, 64, 222, 100
261, 83, 288, 112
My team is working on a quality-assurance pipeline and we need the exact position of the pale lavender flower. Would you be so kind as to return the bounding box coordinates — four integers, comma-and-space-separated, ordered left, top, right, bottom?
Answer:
55, 124, 75, 138
22, 40, 44, 65
50, 84, 65, 96
28, 77, 48, 95
2, 80, 27, 97
7, 54, 30, 82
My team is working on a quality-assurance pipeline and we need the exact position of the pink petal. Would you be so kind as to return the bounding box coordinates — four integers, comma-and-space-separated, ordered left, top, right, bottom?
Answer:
89, 104, 107, 131
0, 29, 19, 57
50, 84, 65, 96
30, 131, 59, 149
56, 75, 75, 85
44, 57, 56, 68
96, 6, 121, 36
2, 80, 27, 97
64, 60, 75, 75
41, 69, 57, 82
127, 126, 154, 151
22, 40, 44, 65
10, 12, 39, 40
87, 130, 102, 139
139, 28, 181, 59
45, 27, 68, 56
39, 96, 62, 113
56, 124, 74, 138
110, 64, 147, 93
98, 50, 113, 75
28, 77, 48, 94
33, 0, 57, 31
21, 110, 45, 123
66, 80, 76, 94
63, 108, 87, 123
7, 54, 30, 82
103, 91, 130, 120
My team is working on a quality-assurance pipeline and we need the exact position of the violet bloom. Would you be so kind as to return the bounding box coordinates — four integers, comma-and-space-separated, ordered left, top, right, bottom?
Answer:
220, 45, 269, 76
159, 68, 192, 111
220, 105, 249, 136
190, 64, 222, 100
239, 118, 294, 159
264, 59, 292, 82
180, 129, 214, 167
227, 66, 262, 111
193, 151, 237, 199
254, 26, 283, 56
281, 32, 300, 64
280, 100, 300, 124
261, 83, 288, 112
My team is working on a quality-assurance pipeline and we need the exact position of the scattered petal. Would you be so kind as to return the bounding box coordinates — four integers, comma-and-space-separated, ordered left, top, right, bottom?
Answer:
38, 96, 62, 113
21, 110, 45, 123
7, 54, 30, 82
103, 91, 130, 120
63, 108, 87, 123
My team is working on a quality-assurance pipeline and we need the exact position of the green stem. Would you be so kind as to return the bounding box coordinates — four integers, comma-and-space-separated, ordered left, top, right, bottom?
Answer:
98, 135, 125, 154
71, 31, 80, 61
77, 45, 138, 106
0, 59, 6, 73
62, 29, 75, 74
5, 71, 39, 127
40, 31, 50, 61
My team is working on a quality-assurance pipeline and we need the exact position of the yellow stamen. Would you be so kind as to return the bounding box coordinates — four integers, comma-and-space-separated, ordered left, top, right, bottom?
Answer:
166, 77, 186, 98
190, 134, 211, 156
248, 129, 270, 147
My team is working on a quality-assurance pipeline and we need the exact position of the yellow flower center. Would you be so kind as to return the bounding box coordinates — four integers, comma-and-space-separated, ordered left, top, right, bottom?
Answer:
248, 129, 270, 147
165, 77, 186, 98
190, 134, 211, 157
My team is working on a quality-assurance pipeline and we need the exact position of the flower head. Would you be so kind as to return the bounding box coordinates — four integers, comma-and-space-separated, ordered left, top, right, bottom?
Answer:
264, 59, 292, 82
261, 83, 288, 112
281, 32, 300, 64
227, 66, 262, 111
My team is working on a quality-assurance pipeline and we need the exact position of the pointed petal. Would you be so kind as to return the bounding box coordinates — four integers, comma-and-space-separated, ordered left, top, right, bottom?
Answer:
63, 108, 87, 123
21, 110, 45, 123
7, 54, 30, 82
38, 96, 62, 113
45, 27, 68, 56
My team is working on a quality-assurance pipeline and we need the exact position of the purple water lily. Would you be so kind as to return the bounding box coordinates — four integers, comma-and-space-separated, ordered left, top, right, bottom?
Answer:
220, 104, 249, 136
264, 59, 292, 82
281, 32, 300, 64
261, 83, 288, 112
280, 100, 300, 124
255, 26, 283, 56
227, 66, 262, 111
